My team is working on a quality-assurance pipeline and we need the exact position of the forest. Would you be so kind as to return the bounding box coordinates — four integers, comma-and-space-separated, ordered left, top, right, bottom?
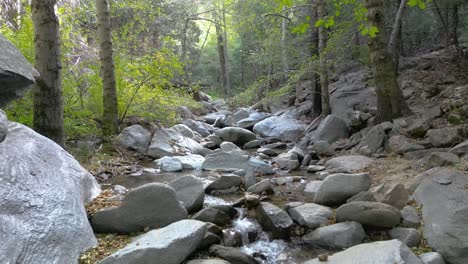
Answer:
1, 0, 468, 263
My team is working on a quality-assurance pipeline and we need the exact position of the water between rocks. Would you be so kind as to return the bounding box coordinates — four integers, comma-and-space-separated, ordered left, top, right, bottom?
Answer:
110, 165, 332, 263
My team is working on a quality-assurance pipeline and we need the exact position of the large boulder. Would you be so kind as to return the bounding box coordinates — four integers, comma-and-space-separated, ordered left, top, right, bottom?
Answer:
256, 202, 293, 239
325, 155, 373, 172
387, 135, 425, 154
412, 168, 468, 264
354, 124, 386, 155
209, 245, 258, 264
100, 220, 207, 264
303, 221, 366, 249
203, 151, 273, 174
215, 127, 257, 147
426, 127, 462, 148
91, 183, 188, 233
336, 202, 401, 228
171, 154, 206, 170
314, 173, 371, 206
146, 127, 209, 158
169, 176, 205, 214
274, 152, 300, 171
312, 115, 349, 144
303, 239, 423, 264
236, 112, 269, 129
416, 152, 460, 170
206, 174, 242, 193
184, 119, 214, 137
253, 116, 306, 142
0, 119, 101, 263
192, 207, 232, 226
118, 125, 152, 154
157, 156, 183, 172
287, 203, 333, 229
225, 108, 251, 126
0, 34, 39, 107
450, 140, 468, 157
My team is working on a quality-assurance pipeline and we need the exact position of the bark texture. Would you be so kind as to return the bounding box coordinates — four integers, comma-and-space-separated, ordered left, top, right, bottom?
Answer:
317, 0, 330, 116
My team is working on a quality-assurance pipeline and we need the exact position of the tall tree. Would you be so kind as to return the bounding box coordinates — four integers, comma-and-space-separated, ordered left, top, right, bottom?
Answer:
281, 5, 289, 72
308, 0, 322, 117
31, 0, 64, 146
96, 0, 119, 136
364, 0, 412, 123
214, 3, 230, 98
317, 0, 330, 115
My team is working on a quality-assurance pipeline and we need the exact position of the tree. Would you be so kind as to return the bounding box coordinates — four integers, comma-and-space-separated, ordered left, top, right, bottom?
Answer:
308, 0, 322, 117
31, 0, 64, 146
96, 0, 119, 136
364, 0, 412, 123
317, 0, 330, 115
213, 2, 230, 98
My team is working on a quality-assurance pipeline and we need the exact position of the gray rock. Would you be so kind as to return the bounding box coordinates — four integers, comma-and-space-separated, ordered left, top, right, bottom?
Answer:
247, 179, 273, 194
253, 116, 306, 142
220, 141, 241, 152
171, 154, 206, 170
226, 108, 251, 126
309, 141, 335, 156
198, 232, 222, 250
118, 125, 152, 154
417, 152, 460, 170
303, 221, 366, 249
147, 127, 208, 158
0, 120, 100, 263
389, 228, 421, 247
374, 183, 410, 209
170, 176, 205, 214
203, 151, 273, 175
256, 202, 293, 239
406, 118, 430, 138
404, 148, 451, 161
243, 139, 263, 149
413, 168, 468, 264
450, 140, 468, 157
313, 115, 349, 144
192, 208, 232, 226
91, 183, 188, 233
244, 170, 257, 189
158, 156, 183, 172
171, 124, 198, 139
99, 220, 207, 264
287, 203, 333, 229
184, 119, 214, 137
236, 112, 269, 129
274, 152, 300, 171
347, 191, 376, 203
204, 111, 231, 124
187, 260, 230, 264
336, 202, 401, 228
0, 110, 7, 142
306, 165, 326, 172
314, 173, 371, 206
355, 124, 386, 155
209, 245, 258, 264
303, 239, 423, 264
257, 147, 278, 156
419, 252, 446, 264
215, 127, 257, 146
206, 174, 242, 193
303, 181, 323, 200
0, 35, 39, 107
325, 155, 373, 172
401, 206, 421, 228
426, 127, 462, 148
387, 135, 425, 154
208, 134, 223, 146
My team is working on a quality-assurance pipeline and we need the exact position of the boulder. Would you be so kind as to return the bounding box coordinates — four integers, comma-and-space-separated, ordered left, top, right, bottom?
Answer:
325, 155, 373, 172
309, 141, 335, 156
419, 253, 446, 264
203, 151, 273, 175
388, 228, 421, 247
256, 202, 293, 239
287, 203, 333, 229
204, 111, 231, 124
312, 115, 349, 144
225, 108, 251, 126
412, 168, 468, 264
314, 173, 371, 206
400, 206, 420, 228
303, 239, 423, 264
387, 135, 425, 154
247, 179, 273, 194
243, 139, 263, 149
417, 152, 460, 170
0, 120, 101, 263
373, 183, 410, 209
118, 124, 152, 154
206, 174, 242, 193
192, 208, 232, 226
303, 221, 366, 249
426, 127, 462, 147
355, 124, 386, 155
171, 124, 198, 139
0, 35, 39, 107
0, 110, 7, 143
220, 141, 242, 152
198, 232, 222, 250
336, 202, 401, 228
91, 183, 188, 233
347, 191, 376, 203
450, 140, 468, 156
209, 245, 258, 264
158, 156, 183, 172
253, 116, 306, 142
99, 220, 207, 264
303, 181, 323, 200
236, 112, 269, 129
171, 154, 206, 170
169, 176, 205, 214
147, 127, 208, 158
274, 152, 300, 171
215, 127, 257, 147
184, 119, 214, 137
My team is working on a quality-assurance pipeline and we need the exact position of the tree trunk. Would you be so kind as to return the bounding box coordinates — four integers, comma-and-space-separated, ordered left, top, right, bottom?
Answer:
364, 0, 412, 123
388, 0, 407, 72
96, 0, 119, 136
309, 0, 322, 117
31, 0, 64, 146
317, 0, 330, 116
215, 12, 229, 98
281, 5, 289, 72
